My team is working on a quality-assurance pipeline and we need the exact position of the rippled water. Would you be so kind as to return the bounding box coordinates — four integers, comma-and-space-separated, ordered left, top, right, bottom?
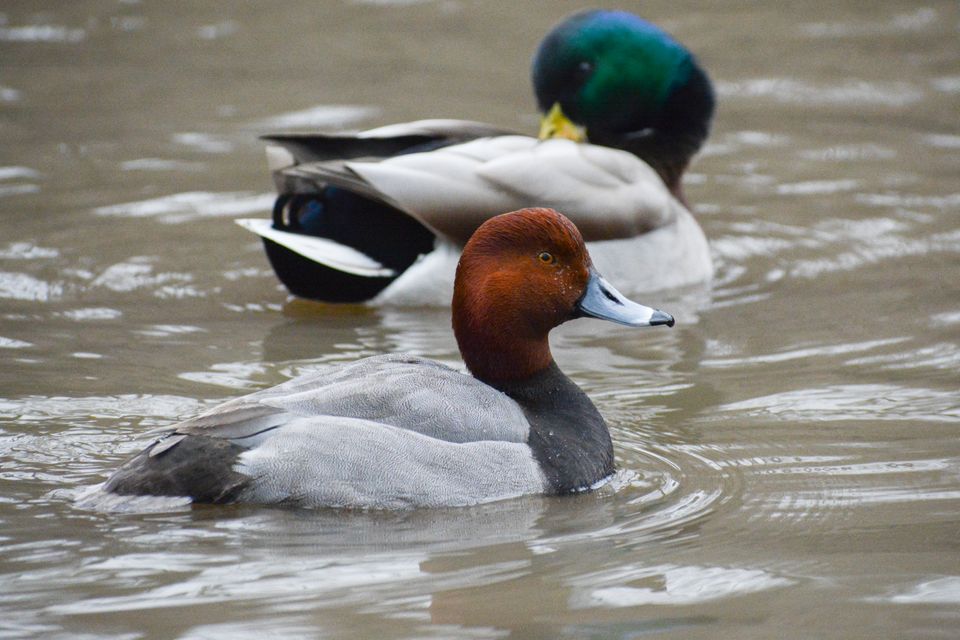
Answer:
2, 1, 959, 638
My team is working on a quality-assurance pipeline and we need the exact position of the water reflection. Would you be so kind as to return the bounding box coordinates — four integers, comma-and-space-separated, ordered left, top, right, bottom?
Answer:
252, 104, 380, 130
43, 493, 797, 634
93, 191, 274, 222
567, 564, 793, 607
883, 577, 960, 605
717, 384, 960, 423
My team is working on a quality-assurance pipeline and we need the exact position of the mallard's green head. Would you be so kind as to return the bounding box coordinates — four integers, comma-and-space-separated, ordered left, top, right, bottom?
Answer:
532, 10, 714, 148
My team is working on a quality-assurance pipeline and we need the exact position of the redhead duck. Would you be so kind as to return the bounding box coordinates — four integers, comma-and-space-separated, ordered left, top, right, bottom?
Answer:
235, 9, 715, 305
103, 208, 674, 508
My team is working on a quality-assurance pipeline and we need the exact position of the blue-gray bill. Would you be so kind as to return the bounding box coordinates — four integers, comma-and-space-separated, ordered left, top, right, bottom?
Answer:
577, 269, 675, 328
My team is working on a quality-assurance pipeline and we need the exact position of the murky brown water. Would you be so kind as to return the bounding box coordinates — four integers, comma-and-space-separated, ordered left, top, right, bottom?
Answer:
2, 1, 959, 638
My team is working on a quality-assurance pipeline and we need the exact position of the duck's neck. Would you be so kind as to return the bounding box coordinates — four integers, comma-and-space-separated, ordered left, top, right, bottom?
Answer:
593, 62, 714, 207
455, 320, 554, 387
606, 130, 700, 206
496, 362, 615, 494
452, 306, 615, 493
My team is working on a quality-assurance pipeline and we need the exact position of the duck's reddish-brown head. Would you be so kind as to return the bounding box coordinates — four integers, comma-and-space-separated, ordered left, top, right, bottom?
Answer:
452, 207, 673, 385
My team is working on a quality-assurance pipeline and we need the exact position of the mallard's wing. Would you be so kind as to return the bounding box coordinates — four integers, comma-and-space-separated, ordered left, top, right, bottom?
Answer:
277, 136, 680, 244
262, 119, 516, 166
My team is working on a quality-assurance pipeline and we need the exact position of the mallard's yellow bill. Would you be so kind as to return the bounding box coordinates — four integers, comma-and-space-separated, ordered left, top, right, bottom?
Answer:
538, 103, 587, 142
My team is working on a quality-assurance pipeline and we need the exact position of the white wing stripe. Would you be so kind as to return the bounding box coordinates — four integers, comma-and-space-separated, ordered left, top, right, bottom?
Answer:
234, 218, 396, 277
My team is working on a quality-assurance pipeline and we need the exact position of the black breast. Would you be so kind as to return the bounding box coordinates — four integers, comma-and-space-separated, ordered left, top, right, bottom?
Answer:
500, 363, 615, 494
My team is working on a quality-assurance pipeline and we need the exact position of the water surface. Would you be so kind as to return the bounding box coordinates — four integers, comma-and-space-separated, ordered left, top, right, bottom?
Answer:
1, 1, 958, 638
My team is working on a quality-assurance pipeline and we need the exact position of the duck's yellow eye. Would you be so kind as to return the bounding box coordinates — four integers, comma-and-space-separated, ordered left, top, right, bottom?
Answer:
538, 251, 556, 265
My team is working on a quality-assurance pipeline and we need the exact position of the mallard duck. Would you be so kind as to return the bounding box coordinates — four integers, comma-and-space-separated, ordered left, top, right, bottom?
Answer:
236, 9, 715, 305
